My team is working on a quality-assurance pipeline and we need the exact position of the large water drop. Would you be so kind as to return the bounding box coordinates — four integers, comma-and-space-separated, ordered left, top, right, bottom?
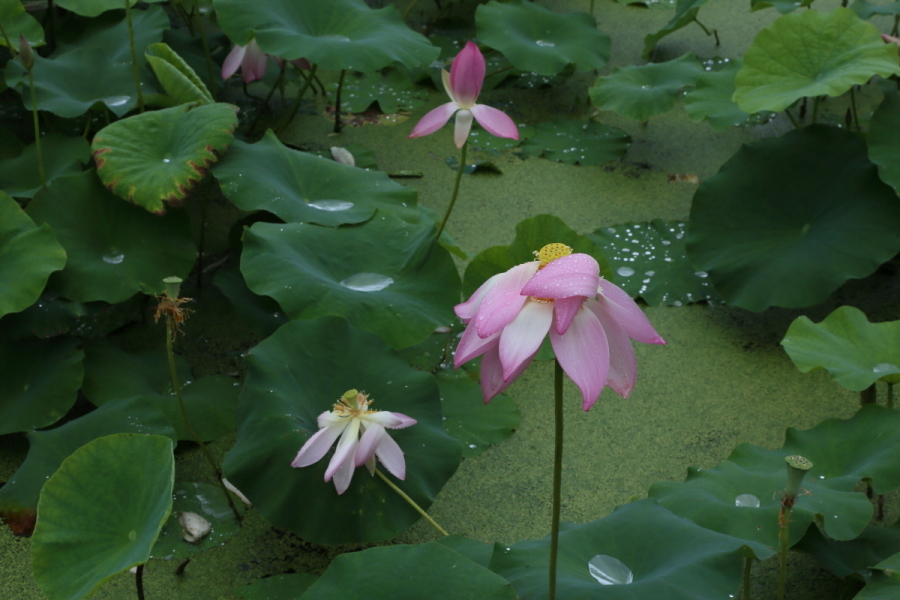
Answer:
309, 200, 354, 211
340, 273, 394, 292
589, 555, 633, 585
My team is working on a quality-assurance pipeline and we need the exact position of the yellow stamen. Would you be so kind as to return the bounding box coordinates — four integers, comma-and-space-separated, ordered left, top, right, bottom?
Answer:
332, 390, 378, 417
534, 243, 572, 268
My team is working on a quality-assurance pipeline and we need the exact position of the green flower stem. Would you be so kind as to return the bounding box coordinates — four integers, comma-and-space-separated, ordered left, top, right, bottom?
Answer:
135, 563, 145, 600
333, 69, 346, 134
779, 456, 812, 600
402, 0, 421, 20
548, 359, 564, 600
742, 556, 752, 600
194, 10, 217, 97
777, 510, 790, 600
26, 68, 46, 191
164, 313, 242, 523
435, 141, 467, 242
849, 86, 860, 131
0, 18, 14, 54
374, 468, 448, 536
124, 0, 145, 113
279, 63, 318, 133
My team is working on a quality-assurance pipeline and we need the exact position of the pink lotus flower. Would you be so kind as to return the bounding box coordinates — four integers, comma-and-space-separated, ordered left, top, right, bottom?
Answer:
291, 390, 416, 495
222, 39, 269, 83
455, 244, 666, 410
409, 41, 519, 148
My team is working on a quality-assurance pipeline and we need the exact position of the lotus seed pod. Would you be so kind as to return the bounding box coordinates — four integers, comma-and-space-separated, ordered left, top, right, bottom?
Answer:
178, 511, 210, 543
784, 455, 813, 498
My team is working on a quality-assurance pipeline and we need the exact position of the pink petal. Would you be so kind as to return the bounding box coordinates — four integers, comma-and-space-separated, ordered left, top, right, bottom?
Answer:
449, 41, 485, 106
290, 414, 345, 467
475, 262, 539, 338
242, 40, 269, 83
455, 273, 502, 322
331, 452, 356, 494
588, 299, 637, 398
365, 410, 416, 429
550, 308, 610, 411
470, 104, 520, 140
441, 68, 458, 105
374, 433, 406, 480
454, 324, 500, 367
454, 108, 473, 148
498, 300, 553, 380
520, 254, 600, 299
597, 279, 666, 345
409, 103, 458, 139
553, 296, 587, 335
355, 423, 385, 467
480, 344, 537, 403
386, 412, 417, 429
324, 419, 360, 482
222, 44, 246, 80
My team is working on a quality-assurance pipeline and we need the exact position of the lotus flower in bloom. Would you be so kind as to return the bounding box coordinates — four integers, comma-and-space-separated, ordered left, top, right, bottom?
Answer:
222, 39, 269, 83
291, 389, 416, 494
409, 41, 519, 148
455, 244, 666, 410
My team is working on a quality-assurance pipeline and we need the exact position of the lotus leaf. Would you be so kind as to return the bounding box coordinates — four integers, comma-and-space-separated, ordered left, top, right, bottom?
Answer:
856, 572, 900, 599
213, 130, 418, 227
795, 523, 900, 581
0, 134, 90, 198
851, 0, 900, 19
733, 7, 900, 114
475, 0, 611, 75
329, 69, 429, 114
241, 211, 460, 349
55, 0, 144, 18
0, 0, 44, 47
685, 125, 900, 311
145, 42, 214, 105
868, 89, 900, 195
0, 191, 66, 319
235, 574, 318, 599
520, 119, 630, 166
642, 0, 711, 59
26, 171, 197, 304
751, 0, 816, 13
222, 317, 461, 544
52, 5, 168, 63
151, 482, 241, 560
213, 0, 438, 72
684, 59, 765, 130
590, 54, 704, 122
31, 434, 174, 600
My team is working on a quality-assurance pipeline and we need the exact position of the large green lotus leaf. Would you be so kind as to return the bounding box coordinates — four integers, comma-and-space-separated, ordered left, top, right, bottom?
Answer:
145, 43, 214, 106
437, 535, 495, 568
642, 0, 710, 59
0, 397, 175, 537
55, 0, 142, 17
436, 371, 520, 458
751, 0, 815, 13
781, 306, 900, 391
92, 103, 237, 214
213, 131, 418, 227
241, 213, 460, 349
222, 318, 461, 544
81, 341, 239, 442
151, 482, 241, 561
0, 0, 44, 47
856, 572, 900, 600
589, 220, 721, 306
300, 541, 518, 600
0, 336, 82, 436
52, 5, 169, 64
684, 59, 763, 130
0, 192, 66, 319
462, 214, 611, 297
475, 0, 610, 75
235, 574, 319, 600
0, 292, 87, 340
733, 8, 900, 114
851, 0, 900, 19
214, 260, 288, 338
520, 119, 631, 166
685, 125, 900, 311
213, 0, 438, 72
0, 134, 90, 198
794, 522, 900, 581
590, 54, 704, 122
490, 499, 753, 600
26, 171, 196, 304
31, 434, 174, 600
329, 69, 429, 114
868, 89, 900, 195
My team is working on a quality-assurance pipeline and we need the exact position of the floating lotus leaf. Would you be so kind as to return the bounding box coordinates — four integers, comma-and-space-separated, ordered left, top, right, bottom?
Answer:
588, 220, 721, 306
55, 0, 143, 17
26, 171, 196, 304
0, 292, 87, 340
733, 8, 900, 114
0, 397, 175, 537
684, 59, 767, 130
213, 131, 418, 227
590, 54, 704, 122
490, 499, 755, 600
213, 0, 438, 72
31, 434, 174, 600
52, 5, 168, 62
0, 192, 66, 319
241, 212, 460, 349
145, 42, 213, 105
795, 522, 900, 581
329, 69, 429, 114
868, 89, 900, 196
222, 318, 461, 544
856, 572, 900, 600
81, 341, 239, 442
642, 0, 711, 59
436, 371, 520, 458
437, 535, 495, 568
0, 134, 90, 198
463, 214, 611, 298
750, 0, 815, 13
475, 0, 611, 75
685, 125, 900, 311
782, 306, 900, 391
235, 574, 318, 599
851, 0, 900, 19
520, 119, 630, 166
301, 541, 517, 599
151, 482, 241, 561
0, 336, 83, 436
0, 0, 44, 47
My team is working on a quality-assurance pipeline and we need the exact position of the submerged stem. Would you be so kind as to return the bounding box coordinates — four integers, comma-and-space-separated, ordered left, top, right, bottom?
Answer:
374, 468, 448, 536
435, 141, 467, 242
278, 63, 318, 133
548, 359, 564, 600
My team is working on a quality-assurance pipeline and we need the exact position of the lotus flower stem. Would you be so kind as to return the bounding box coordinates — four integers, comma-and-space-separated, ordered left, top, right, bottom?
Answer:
279, 63, 318, 133
860, 384, 877, 405
248, 63, 287, 134
402, 0, 422, 20
742, 556, 753, 600
124, 0, 145, 113
435, 141, 467, 242
811, 96, 821, 125
784, 109, 800, 129
888, 383, 894, 409
333, 69, 346, 134
849, 86, 859, 130
893, 14, 899, 36
159, 278, 243, 523
135, 563, 145, 600
374, 468, 448, 536
0, 16, 14, 52
194, 10, 217, 96
778, 456, 812, 600
548, 359, 564, 600
693, 18, 720, 46
25, 68, 46, 191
